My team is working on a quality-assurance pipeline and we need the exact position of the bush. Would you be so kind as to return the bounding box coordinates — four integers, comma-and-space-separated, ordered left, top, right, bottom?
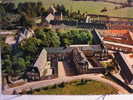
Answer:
76, 79, 88, 85
43, 87, 48, 90
51, 84, 57, 89
58, 82, 65, 88
35, 88, 41, 92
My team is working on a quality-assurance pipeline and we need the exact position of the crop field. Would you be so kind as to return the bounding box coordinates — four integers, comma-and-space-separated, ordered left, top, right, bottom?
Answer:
14, 0, 133, 18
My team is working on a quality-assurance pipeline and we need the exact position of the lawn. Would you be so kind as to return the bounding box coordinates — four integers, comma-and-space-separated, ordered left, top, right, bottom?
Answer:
14, 0, 133, 18
32, 80, 118, 95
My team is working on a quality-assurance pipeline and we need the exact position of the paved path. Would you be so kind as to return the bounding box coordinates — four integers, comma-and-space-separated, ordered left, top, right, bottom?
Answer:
2, 62, 129, 94
3, 74, 129, 94
58, 62, 66, 78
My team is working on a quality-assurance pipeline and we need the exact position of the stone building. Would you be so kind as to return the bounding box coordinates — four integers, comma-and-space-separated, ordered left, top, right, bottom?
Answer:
34, 49, 48, 77
72, 48, 92, 74
25, 49, 48, 81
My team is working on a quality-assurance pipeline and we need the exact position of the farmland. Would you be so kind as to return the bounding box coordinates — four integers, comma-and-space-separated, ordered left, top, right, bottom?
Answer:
13, 0, 133, 18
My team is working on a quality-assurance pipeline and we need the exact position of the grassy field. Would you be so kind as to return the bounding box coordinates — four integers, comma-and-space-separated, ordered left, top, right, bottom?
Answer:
13, 0, 133, 18
32, 80, 118, 95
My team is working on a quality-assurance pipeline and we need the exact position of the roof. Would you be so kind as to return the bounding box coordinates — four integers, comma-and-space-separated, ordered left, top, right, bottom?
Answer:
104, 30, 129, 35
73, 48, 89, 64
69, 44, 102, 52
104, 41, 133, 49
45, 47, 66, 54
45, 13, 55, 23
34, 49, 47, 69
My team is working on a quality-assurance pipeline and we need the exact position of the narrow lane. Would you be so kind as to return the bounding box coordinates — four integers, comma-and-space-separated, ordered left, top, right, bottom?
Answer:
58, 61, 66, 78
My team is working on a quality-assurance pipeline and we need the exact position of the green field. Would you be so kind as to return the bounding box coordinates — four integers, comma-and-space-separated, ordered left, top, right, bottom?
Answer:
14, 0, 133, 18
32, 80, 118, 95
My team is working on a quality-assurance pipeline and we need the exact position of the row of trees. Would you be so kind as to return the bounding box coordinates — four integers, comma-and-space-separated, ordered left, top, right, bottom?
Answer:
17, 2, 46, 17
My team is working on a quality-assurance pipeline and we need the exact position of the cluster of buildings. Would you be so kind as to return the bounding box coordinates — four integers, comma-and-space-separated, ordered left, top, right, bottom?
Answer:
94, 29, 133, 85
1, 3, 133, 92
101, 29, 133, 52
24, 29, 133, 87
25, 43, 109, 81
93, 29, 133, 53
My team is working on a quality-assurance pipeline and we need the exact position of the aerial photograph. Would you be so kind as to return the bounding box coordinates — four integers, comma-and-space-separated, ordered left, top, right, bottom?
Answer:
0, 0, 133, 95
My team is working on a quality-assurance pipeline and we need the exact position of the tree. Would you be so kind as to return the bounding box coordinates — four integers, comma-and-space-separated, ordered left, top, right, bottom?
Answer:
17, 58, 26, 71
52, 4, 69, 16
20, 37, 41, 55
101, 7, 108, 13
1, 43, 12, 58
0, 4, 6, 20
19, 14, 35, 27
17, 2, 45, 17
35, 28, 60, 47
58, 30, 93, 46
2, 59, 12, 74
43, 31, 60, 47
2, 3, 15, 13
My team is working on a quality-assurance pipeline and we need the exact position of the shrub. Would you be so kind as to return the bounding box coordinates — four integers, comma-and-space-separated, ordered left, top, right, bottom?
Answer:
35, 88, 41, 92
43, 87, 48, 90
58, 82, 65, 88
51, 84, 57, 89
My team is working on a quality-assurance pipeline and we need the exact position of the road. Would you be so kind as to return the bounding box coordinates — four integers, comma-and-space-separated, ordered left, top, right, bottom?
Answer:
3, 74, 129, 94
58, 62, 66, 79
2, 61, 129, 94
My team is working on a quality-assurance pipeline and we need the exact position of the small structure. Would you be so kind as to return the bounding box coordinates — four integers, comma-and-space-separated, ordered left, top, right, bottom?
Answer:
16, 28, 34, 44
45, 6, 63, 23
45, 13, 55, 23
5, 36, 16, 45
45, 12, 63, 23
